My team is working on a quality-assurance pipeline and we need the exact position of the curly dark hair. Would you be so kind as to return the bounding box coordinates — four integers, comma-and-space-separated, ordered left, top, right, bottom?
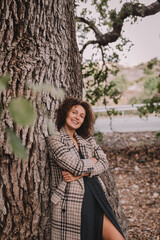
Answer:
55, 97, 95, 138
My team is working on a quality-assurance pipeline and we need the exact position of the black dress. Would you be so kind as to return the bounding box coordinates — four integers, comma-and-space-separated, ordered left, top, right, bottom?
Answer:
79, 149, 125, 240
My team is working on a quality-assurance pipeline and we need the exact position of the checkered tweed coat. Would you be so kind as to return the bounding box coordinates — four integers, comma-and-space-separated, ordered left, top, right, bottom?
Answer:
48, 126, 109, 240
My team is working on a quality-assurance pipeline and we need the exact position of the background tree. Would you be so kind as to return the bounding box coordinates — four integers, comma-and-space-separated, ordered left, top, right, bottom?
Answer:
75, 0, 160, 105
137, 59, 160, 122
0, 0, 160, 239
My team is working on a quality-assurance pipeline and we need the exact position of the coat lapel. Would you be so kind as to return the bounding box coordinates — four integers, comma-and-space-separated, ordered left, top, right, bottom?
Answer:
74, 131, 87, 147
59, 127, 87, 150
59, 126, 93, 159
59, 126, 75, 147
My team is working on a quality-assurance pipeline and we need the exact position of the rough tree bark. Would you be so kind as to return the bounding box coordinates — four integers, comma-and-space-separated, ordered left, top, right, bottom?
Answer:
0, 0, 127, 239
0, 0, 82, 239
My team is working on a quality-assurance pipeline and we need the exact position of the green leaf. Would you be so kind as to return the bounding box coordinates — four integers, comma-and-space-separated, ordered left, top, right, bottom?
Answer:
46, 117, 58, 136
6, 128, 28, 160
94, 131, 104, 142
0, 73, 10, 91
9, 97, 36, 126
147, 58, 158, 70
29, 83, 65, 99
156, 132, 160, 138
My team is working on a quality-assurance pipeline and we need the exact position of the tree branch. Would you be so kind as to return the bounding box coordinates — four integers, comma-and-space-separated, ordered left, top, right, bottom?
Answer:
79, 40, 99, 55
76, 17, 103, 37
78, 0, 160, 54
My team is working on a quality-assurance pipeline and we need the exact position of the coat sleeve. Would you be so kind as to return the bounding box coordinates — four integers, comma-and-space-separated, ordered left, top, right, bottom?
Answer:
48, 134, 95, 176
87, 137, 109, 177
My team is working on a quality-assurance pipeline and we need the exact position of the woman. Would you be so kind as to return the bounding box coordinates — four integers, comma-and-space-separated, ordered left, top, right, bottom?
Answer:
48, 97, 125, 240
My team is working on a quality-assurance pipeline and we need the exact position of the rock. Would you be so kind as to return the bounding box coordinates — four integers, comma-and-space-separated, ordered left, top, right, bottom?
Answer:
145, 134, 150, 138
114, 167, 119, 171
135, 166, 139, 171
120, 200, 126, 204
153, 192, 159, 198
152, 184, 156, 188
139, 189, 144, 193
130, 137, 137, 142
132, 184, 139, 190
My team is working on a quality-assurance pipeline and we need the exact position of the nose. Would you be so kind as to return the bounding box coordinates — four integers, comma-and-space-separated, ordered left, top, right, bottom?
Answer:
74, 114, 80, 120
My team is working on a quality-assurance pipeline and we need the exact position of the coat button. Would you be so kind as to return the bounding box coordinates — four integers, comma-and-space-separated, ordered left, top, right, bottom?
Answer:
62, 209, 66, 213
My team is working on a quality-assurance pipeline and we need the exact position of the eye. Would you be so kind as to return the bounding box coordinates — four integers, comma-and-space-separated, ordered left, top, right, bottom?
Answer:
72, 111, 76, 114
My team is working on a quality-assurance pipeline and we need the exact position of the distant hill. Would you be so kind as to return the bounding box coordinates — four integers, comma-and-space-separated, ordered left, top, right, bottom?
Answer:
117, 59, 160, 105
86, 58, 160, 106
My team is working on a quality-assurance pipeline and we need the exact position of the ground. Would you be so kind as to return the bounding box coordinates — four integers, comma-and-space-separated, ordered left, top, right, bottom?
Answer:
99, 131, 160, 240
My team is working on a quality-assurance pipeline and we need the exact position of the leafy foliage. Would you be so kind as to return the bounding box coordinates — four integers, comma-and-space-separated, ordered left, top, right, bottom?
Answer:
83, 61, 121, 106
6, 128, 28, 160
147, 58, 158, 70
29, 83, 65, 99
0, 74, 65, 160
94, 130, 104, 142
75, 0, 160, 115
143, 76, 160, 95
137, 59, 160, 118
9, 98, 36, 126
75, 0, 143, 111
112, 75, 128, 93
128, 59, 160, 105
0, 74, 10, 91
138, 95, 160, 117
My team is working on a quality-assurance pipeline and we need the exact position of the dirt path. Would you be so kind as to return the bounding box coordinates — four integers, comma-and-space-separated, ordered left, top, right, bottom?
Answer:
99, 132, 160, 240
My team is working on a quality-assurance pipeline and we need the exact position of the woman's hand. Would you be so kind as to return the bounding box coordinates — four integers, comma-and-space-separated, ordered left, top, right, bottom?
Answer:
62, 171, 88, 182
62, 171, 82, 182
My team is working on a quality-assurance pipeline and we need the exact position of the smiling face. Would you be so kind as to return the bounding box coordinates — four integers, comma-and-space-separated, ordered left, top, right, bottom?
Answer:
64, 105, 86, 133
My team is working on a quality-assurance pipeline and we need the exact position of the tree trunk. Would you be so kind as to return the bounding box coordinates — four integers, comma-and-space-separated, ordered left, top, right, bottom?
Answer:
0, 0, 82, 239
0, 0, 127, 239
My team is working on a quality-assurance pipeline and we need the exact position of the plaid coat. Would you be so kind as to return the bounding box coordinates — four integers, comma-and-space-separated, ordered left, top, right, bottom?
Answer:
48, 127, 109, 240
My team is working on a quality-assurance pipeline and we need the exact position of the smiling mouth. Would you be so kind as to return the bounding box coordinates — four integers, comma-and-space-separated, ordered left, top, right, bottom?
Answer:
71, 119, 79, 125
